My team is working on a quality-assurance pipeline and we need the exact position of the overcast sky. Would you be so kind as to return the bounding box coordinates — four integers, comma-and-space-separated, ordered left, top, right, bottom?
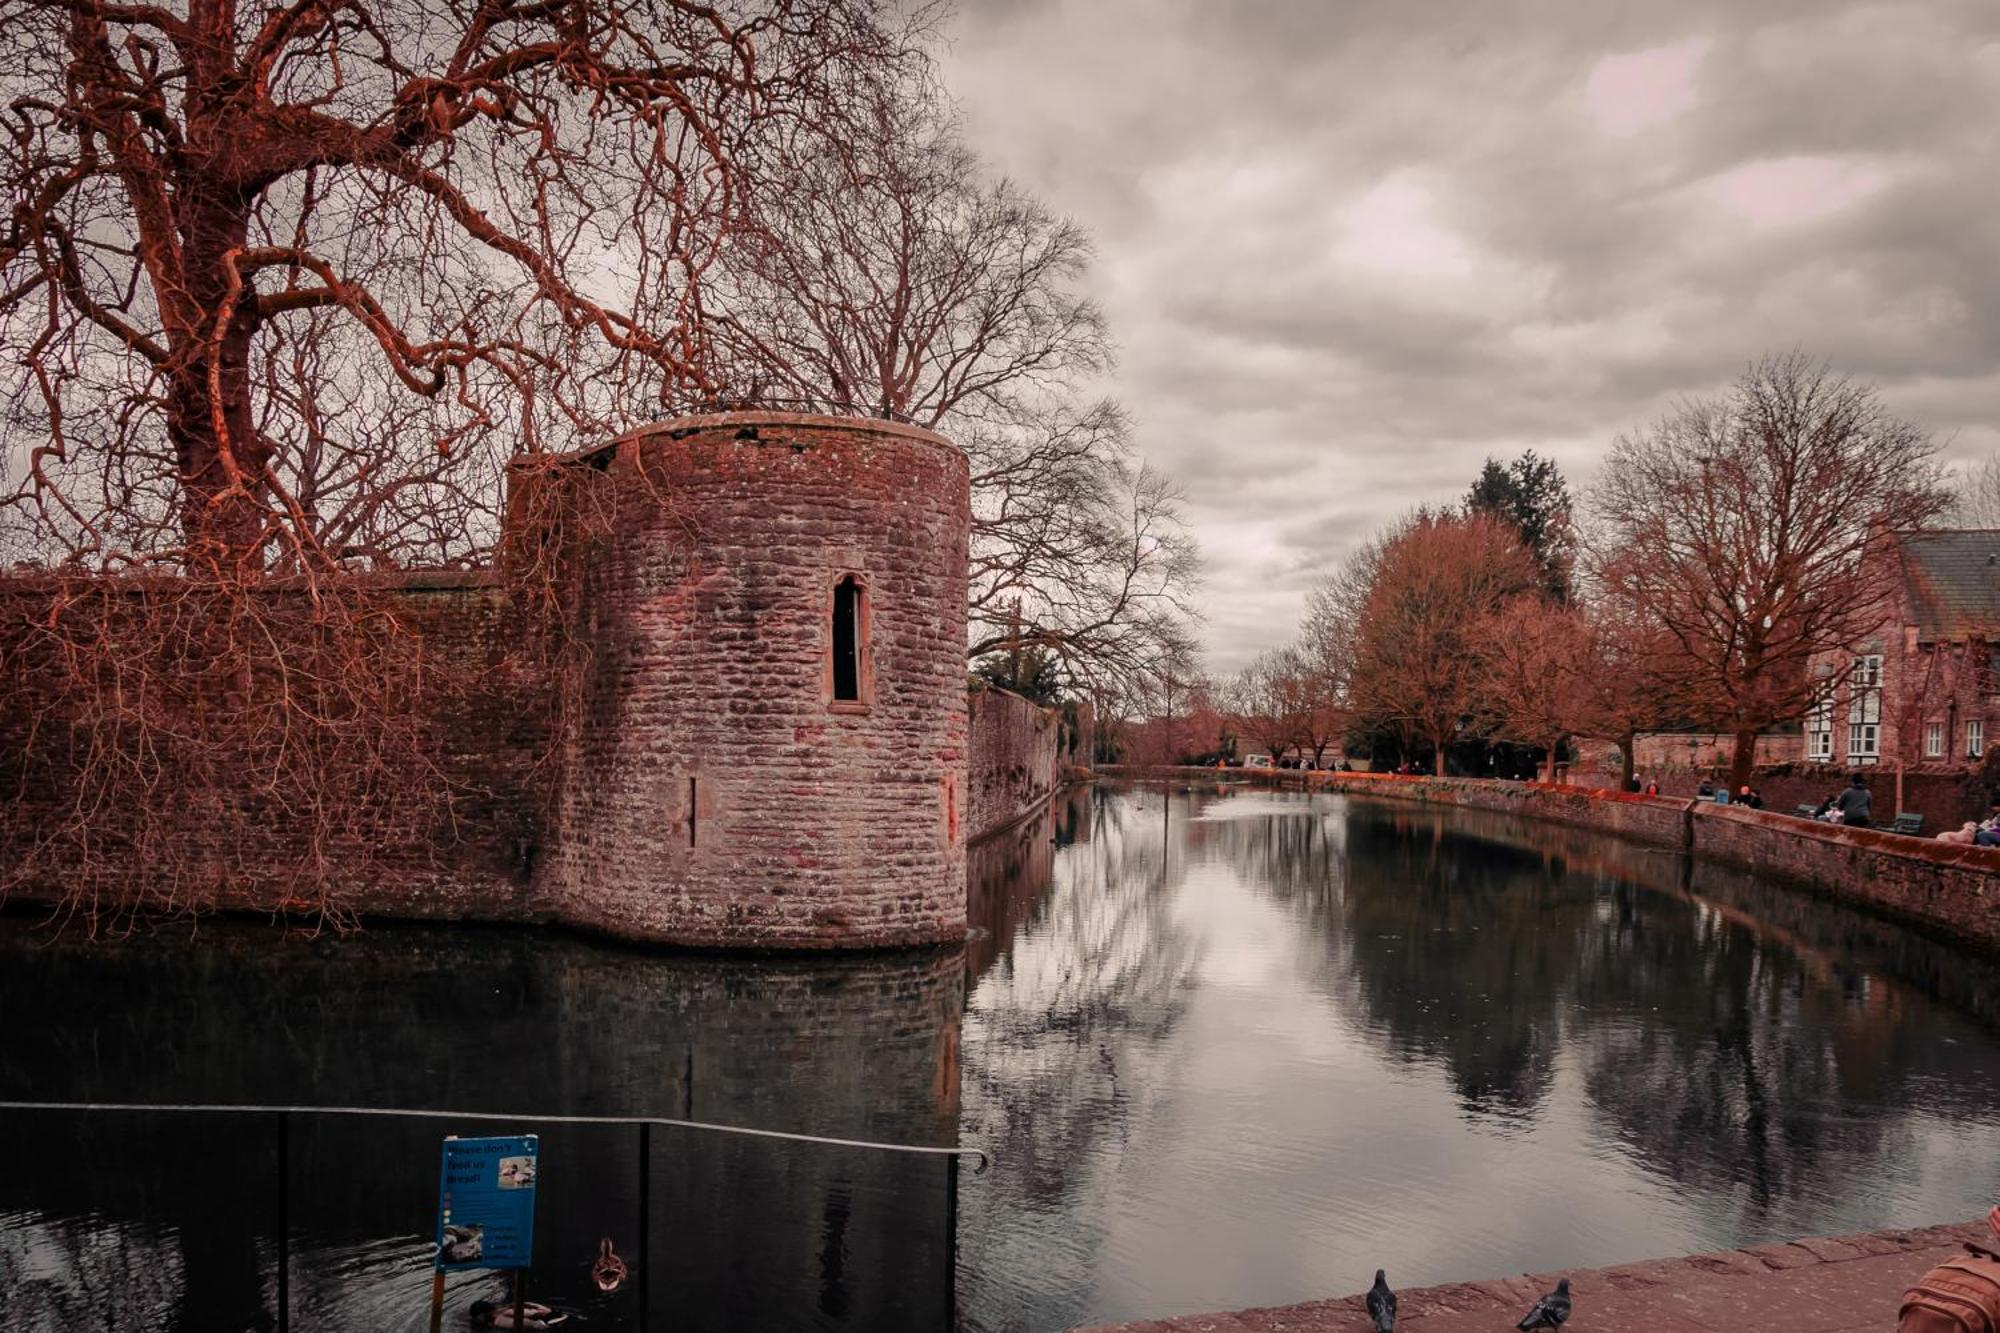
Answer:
940, 1, 2000, 675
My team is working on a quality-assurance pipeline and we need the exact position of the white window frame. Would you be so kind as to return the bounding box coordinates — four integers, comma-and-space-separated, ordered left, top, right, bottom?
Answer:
1925, 721, 1944, 758
1806, 690, 1834, 761
1970, 719, 1987, 759
1846, 654, 1882, 764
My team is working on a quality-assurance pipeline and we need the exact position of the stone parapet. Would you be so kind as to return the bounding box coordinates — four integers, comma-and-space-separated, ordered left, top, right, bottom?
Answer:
1101, 767, 2000, 954
1, 412, 986, 950
966, 684, 1062, 844
1080, 1220, 1992, 1332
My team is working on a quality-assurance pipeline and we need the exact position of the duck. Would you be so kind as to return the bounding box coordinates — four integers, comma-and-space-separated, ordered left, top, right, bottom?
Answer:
592, 1236, 628, 1292
468, 1298, 569, 1330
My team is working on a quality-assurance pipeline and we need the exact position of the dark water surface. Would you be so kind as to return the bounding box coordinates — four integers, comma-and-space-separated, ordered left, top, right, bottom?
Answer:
5, 781, 2000, 1331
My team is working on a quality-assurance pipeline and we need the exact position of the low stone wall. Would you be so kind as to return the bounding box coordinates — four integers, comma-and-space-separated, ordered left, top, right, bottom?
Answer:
1290, 771, 1692, 851
967, 684, 1062, 843
1572, 762, 1995, 833
1105, 767, 2000, 955
1691, 803, 1999, 949
0, 571, 547, 926
1083, 1219, 1994, 1333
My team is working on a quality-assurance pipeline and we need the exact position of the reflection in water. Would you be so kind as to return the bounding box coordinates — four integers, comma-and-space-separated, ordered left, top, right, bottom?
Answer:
958, 784, 2000, 1331
7, 782, 2000, 1331
0, 927, 962, 1332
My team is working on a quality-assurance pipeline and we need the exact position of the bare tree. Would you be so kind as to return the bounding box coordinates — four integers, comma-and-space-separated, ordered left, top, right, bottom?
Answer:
1223, 650, 1303, 763
1286, 645, 1348, 769
1348, 511, 1540, 776
2, 0, 903, 570
1474, 595, 1593, 781
961, 402, 1201, 699
700, 73, 1197, 696
1593, 354, 1951, 792
1572, 589, 1688, 792
705, 70, 1103, 424
1951, 451, 2000, 528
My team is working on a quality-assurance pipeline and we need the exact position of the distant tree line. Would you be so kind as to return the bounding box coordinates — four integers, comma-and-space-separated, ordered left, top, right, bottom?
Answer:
1219, 354, 1951, 791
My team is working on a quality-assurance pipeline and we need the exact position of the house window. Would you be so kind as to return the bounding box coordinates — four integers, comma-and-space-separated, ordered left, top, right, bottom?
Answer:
1806, 694, 1833, 761
1925, 721, 1944, 758
1970, 720, 1987, 760
1846, 654, 1881, 763
831, 574, 865, 704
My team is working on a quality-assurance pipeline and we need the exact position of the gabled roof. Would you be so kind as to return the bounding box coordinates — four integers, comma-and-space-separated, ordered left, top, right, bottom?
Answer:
1894, 529, 2000, 640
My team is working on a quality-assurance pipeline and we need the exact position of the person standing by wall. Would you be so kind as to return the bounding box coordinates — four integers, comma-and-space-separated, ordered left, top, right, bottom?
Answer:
1836, 774, 1874, 828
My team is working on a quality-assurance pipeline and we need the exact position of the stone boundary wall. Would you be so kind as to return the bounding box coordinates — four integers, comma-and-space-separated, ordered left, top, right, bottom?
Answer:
0, 414, 1051, 948
1102, 766, 2000, 953
967, 684, 1063, 844
1569, 760, 1993, 832
1083, 1219, 1994, 1332
0, 570, 548, 925
1690, 802, 1999, 953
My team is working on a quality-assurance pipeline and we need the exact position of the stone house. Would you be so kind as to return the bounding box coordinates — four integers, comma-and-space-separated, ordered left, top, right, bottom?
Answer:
1808, 528, 2000, 772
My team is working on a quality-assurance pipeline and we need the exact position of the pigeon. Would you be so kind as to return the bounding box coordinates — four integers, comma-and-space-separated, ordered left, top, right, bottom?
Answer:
1365, 1268, 1397, 1332
1516, 1277, 1571, 1330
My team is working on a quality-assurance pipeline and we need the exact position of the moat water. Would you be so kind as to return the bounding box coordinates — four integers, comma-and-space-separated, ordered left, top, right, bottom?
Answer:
5, 780, 2000, 1331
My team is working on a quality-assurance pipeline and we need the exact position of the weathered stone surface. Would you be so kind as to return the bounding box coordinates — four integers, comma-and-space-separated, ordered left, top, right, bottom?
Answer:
1079, 1221, 1991, 1332
967, 682, 1061, 844
0, 412, 1006, 950
0, 570, 549, 924
1141, 768, 2000, 955
534, 413, 972, 949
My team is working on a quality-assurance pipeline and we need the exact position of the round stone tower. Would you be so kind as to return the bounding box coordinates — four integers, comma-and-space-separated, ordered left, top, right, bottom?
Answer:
534, 411, 970, 949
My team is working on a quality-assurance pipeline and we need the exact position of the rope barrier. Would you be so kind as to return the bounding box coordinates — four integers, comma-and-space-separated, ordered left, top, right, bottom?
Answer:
0, 1099, 990, 1173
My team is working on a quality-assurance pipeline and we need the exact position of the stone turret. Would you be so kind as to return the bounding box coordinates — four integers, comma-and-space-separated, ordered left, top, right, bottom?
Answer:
531, 412, 971, 949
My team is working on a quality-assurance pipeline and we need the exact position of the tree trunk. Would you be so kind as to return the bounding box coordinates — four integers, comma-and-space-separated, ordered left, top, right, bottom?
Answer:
169, 202, 271, 573
1546, 739, 1560, 784
1727, 726, 1758, 794
1618, 729, 1636, 793
1433, 734, 1447, 778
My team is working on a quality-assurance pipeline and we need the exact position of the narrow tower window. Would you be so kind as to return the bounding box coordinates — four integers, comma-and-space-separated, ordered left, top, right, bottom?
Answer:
832, 575, 863, 702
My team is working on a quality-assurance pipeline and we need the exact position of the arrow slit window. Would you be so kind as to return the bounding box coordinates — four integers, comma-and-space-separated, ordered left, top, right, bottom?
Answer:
832, 575, 865, 704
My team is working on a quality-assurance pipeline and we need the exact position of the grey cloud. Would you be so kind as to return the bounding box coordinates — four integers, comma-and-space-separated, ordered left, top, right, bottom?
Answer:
944, 0, 2000, 673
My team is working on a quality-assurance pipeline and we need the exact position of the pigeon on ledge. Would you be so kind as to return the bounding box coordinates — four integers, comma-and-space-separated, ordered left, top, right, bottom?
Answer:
1365, 1269, 1397, 1332
1516, 1277, 1571, 1329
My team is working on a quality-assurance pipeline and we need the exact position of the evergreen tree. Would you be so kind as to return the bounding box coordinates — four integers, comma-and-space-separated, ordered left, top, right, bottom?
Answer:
1466, 452, 1576, 601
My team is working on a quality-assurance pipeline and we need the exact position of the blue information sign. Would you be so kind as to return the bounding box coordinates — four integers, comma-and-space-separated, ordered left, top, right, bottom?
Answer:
433, 1135, 538, 1271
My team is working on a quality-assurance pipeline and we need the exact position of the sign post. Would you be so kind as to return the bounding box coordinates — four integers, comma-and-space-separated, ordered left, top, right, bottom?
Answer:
427, 1134, 539, 1332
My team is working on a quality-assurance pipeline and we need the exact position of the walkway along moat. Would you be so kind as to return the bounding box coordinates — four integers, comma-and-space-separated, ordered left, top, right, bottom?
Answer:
4, 781, 1999, 1329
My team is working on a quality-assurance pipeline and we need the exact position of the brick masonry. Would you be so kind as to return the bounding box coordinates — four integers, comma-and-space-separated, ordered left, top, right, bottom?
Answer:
0, 570, 549, 923
531, 413, 971, 949
1081, 1220, 1994, 1332
0, 412, 1039, 950
1110, 768, 2000, 954
967, 683, 1062, 845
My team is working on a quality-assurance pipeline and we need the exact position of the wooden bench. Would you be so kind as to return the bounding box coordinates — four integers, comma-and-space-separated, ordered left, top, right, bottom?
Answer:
1891, 812, 1924, 837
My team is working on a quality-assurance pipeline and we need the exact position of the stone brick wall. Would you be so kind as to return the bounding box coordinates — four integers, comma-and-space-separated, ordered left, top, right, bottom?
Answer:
1273, 770, 1692, 850
1689, 803, 2000, 949
1163, 768, 2000, 954
1568, 759, 1996, 832
1728, 763, 1992, 831
1626, 730, 1805, 770
0, 571, 547, 923
1, 412, 984, 950
966, 683, 1060, 843
533, 413, 971, 949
